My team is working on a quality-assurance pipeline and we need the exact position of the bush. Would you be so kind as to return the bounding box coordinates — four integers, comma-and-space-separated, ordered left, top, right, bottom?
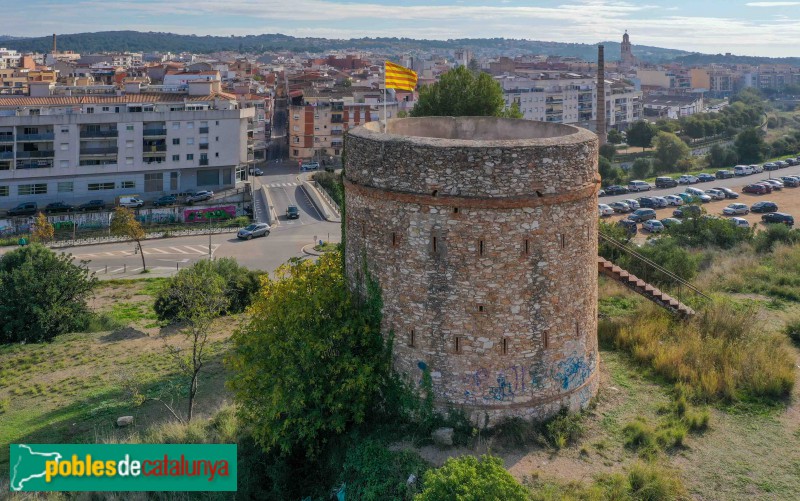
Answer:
544, 409, 585, 450
666, 215, 753, 250
337, 438, 430, 501
416, 455, 528, 501
619, 237, 700, 287
154, 257, 260, 322
753, 223, 800, 253
0, 244, 97, 344
627, 462, 688, 500
314, 170, 344, 206
783, 318, 800, 345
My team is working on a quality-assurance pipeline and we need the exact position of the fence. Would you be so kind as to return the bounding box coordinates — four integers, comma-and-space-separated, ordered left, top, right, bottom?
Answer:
312, 180, 341, 217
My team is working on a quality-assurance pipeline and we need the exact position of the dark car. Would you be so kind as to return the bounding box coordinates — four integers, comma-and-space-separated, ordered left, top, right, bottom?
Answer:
697, 173, 716, 182
785, 158, 798, 166
286, 204, 300, 219
781, 176, 800, 187
628, 208, 657, 222
776, 160, 789, 169
636, 197, 658, 209
762, 212, 794, 226
715, 170, 735, 179
608, 201, 632, 213
153, 195, 178, 207
672, 205, 702, 219
655, 177, 678, 189
604, 185, 630, 196
751, 201, 778, 213
7, 202, 37, 217
45, 202, 74, 214
764, 162, 779, 171
616, 219, 637, 235
712, 187, 739, 199
743, 184, 769, 195
78, 199, 106, 211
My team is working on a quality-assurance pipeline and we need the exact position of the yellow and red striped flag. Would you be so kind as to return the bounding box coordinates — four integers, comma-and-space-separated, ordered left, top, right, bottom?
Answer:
385, 61, 417, 92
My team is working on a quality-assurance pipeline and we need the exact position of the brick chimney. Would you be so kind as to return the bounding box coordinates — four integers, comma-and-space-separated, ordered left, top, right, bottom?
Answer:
596, 45, 606, 146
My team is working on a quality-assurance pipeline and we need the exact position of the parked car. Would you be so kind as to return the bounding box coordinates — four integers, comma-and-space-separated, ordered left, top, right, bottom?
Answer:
608, 201, 631, 213
628, 180, 652, 192
762, 212, 794, 226
785, 158, 799, 166
286, 204, 300, 219
78, 199, 106, 211
604, 185, 630, 196
642, 219, 665, 233
722, 203, 750, 215
44, 202, 75, 214
617, 219, 637, 235
652, 196, 669, 208
780, 176, 800, 187
117, 196, 144, 209
677, 192, 694, 203
598, 189, 606, 197
623, 199, 640, 210
775, 160, 789, 169
7, 202, 37, 217
705, 189, 725, 200
655, 176, 678, 189
742, 184, 769, 195
237, 223, 271, 240
300, 162, 320, 171
598, 204, 615, 217
678, 174, 699, 184
664, 195, 684, 206
715, 169, 735, 179
249, 167, 264, 176
734, 165, 755, 176
751, 164, 764, 173
673, 205, 702, 218
685, 187, 712, 203
153, 195, 178, 207
713, 187, 739, 199
186, 190, 214, 204
636, 197, 658, 209
661, 217, 682, 228
628, 208, 658, 222
756, 182, 774, 193
751, 201, 778, 213
763, 162, 779, 171
730, 217, 750, 228
697, 173, 716, 182
761, 179, 783, 190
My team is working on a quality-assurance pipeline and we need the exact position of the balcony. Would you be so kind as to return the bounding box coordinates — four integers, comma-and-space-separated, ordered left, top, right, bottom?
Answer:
17, 133, 54, 141
331, 129, 343, 136
143, 144, 167, 153
0, 151, 12, 159
331, 114, 343, 124
16, 160, 52, 169
199, 143, 209, 150
80, 129, 118, 139
0, 136, 12, 143
80, 147, 118, 155
199, 159, 209, 166
16, 150, 54, 158
199, 127, 209, 134
143, 158, 166, 165
142, 128, 167, 137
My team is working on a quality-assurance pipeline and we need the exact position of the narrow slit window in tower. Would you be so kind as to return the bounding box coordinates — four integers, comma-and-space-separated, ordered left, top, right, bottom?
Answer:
502, 338, 508, 355
432, 236, 437, 253
479, 240, 484, 256
454, 336, 462, 353
542, 331, 549, 349
524, 239, 530, 255
409, 329, 415, 347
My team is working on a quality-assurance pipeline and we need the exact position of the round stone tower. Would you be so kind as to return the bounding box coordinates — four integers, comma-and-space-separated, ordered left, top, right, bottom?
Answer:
344, 117, 600, 424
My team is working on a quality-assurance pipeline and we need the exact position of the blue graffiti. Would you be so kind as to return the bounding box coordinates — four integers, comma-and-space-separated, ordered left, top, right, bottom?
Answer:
553, 353, 596, 390
487, 374, 515, 401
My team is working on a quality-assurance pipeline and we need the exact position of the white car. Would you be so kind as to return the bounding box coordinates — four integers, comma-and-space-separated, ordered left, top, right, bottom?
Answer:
623, 199, 640, 210
627, 180, 652, 192
723, 203, 750, 215
598, 204, 615, 217
652, 196, 669, 208
730, 217, 750, 228
750, 164, 764, 173
678, 174, 699, 184
642, 219, 665, 233
664, 195, 684, 206
705, 189, 725, 200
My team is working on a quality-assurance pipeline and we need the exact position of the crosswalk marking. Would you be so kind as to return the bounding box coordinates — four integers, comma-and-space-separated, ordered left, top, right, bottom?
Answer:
168, 247, 190, 254
74, 244, 219, 259
266, 182, 299, 188
183, 245, 210, 254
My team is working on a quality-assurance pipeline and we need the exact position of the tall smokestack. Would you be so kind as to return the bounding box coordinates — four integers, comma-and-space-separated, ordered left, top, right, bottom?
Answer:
52, 33, 57, 55
596, 45, 606, 146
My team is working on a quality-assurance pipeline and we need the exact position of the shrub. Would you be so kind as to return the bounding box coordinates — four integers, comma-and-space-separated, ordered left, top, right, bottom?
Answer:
544, 409, 585, 450
666, 214, 753, 249
0, 244, 97, 344
337, 438, 430, 501
627, 462, 688, 500
416, 455, 528, 501
753, 223, 800, 253
314, 171, 344, 207
619, 237, 700, 287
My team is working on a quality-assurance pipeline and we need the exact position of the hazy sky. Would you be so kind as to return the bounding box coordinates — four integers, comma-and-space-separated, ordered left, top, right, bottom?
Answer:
7, 0, 800, 57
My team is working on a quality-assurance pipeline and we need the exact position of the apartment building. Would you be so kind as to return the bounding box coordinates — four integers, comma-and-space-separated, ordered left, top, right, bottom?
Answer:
689, 68, 734, 98
500, 73, 642, 131
0, 80, 254, 207
0, 48, 22, 70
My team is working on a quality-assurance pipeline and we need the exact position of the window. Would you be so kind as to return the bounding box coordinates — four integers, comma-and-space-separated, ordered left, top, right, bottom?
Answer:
172, 138, 180, 145
293, 125, 299, 131
88, 182, 115, 191
409, 330, 415, 347
18, 184, 47, 195
0, 186, 7, 196
186, 154, 194, 160
60, 127, 69, 133
144, 172, 163, 192
524, 239, 530, 255
454, 336, 462, 354
502, 338, 509, 355
197, 169, 218, 186
57, 181, 73, 193
215, 152, 219, 158
542, 331, 549, 349
121, 181, 135, 189
126, 157, 134, 165
126, 140, 133, 148
293, 137, 299, 143
172, 154, 180, 161
293, 149, 299, 156
215, 136, 219, 141
59, 160, 68, 168
215, 121, 219, 126
170, 172, 178, 190
293, 115, 299, 120
126, 125, 134, 131
186, 122, 194, 129
479, 240, 484, 256
102, 106, 109, 112
86, 107, 94, 114
60, 143, 68, 151
172, 122, 180, 130
187, 137, 194, 145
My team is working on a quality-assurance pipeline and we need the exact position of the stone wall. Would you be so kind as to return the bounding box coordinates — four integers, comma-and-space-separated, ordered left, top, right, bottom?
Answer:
344, 117, 600, 424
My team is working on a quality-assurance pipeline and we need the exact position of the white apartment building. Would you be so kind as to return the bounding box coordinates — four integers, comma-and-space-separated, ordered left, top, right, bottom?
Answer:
500, 73, 642, 131
0, 48, 22, 70
0, 80, 254, 208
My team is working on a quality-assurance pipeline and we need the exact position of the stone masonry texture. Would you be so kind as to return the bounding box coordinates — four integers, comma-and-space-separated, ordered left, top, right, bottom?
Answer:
344, 117, 600, 425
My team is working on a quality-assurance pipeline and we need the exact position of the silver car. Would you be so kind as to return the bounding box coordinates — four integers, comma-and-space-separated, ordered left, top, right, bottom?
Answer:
237, 223, 271, 240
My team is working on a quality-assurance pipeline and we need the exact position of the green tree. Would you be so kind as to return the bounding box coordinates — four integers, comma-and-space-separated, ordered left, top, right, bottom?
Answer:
653, 131, 690, 171
707, 144, 726, 168
498, 102, 523, 119
110, 207, 147, 271
599, 143, 617, 161
467, 58, 480, 73
31, 212, 54, 243
0, 244, 96, 344
630, 158, 652, 179
626, 120, 658, 151
411, 66, 513, 117
415, 455, 528, 501
735, 127, 767, 164
607, 129, 623, 145
599, 156, 624, 186
227, 251, 390, 456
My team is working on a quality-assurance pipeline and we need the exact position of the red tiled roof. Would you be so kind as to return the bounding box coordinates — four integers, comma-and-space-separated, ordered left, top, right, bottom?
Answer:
0, 92, 237, 107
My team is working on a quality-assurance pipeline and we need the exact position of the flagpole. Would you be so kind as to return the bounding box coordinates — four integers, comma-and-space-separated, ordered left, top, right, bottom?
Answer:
383, 64, 388, 133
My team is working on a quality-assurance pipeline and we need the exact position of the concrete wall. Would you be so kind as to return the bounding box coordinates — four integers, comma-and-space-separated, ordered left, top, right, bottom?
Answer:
344, 117, 601, 425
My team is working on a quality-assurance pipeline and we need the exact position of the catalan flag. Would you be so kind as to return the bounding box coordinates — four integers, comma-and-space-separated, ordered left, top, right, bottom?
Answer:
385, 61, 417, 92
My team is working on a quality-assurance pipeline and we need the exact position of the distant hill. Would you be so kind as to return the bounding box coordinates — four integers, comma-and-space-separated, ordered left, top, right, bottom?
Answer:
2, 31, 797, 66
